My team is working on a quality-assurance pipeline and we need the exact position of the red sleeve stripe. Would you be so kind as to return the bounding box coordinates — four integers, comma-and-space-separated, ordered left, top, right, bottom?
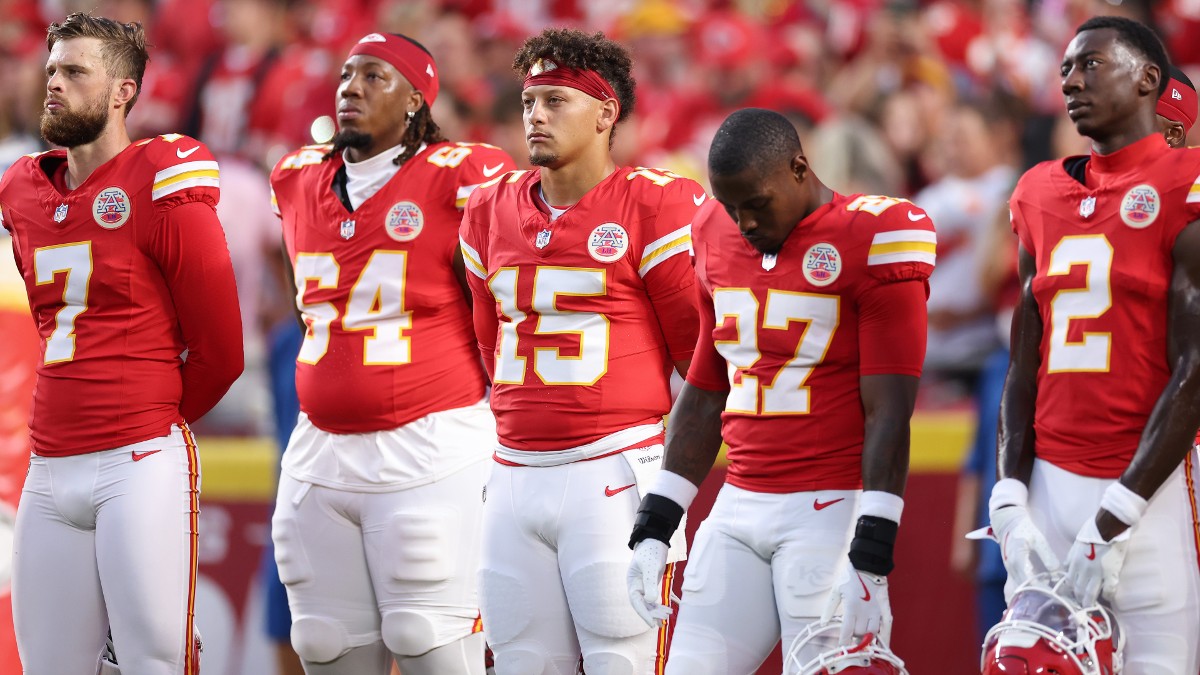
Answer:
460, 238, 487, 279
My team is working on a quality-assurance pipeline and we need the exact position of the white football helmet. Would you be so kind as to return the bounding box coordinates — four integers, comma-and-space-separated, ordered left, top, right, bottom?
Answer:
981, 574, 1123, 675
784, 618, 908, 675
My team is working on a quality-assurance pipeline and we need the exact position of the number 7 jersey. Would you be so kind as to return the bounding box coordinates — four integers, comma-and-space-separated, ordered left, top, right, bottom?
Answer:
459, 167, 702, 455
1010, 134, 1200, 478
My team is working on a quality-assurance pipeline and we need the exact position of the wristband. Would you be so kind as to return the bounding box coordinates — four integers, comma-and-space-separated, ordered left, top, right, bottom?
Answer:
628, 494, 685, 549
848, 515, 899, 576
647, 470, 699, 511
1099, 481, 1148, 528
989, 478, 1029, 513
858, 490, 904, 524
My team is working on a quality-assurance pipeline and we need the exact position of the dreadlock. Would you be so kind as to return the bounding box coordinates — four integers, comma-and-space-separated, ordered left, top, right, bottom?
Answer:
392, 103, 445, 166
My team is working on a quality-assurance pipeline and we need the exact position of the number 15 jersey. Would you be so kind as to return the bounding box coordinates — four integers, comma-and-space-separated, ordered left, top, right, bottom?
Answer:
1010, 133, 1200, 478
460, 167, 703, 456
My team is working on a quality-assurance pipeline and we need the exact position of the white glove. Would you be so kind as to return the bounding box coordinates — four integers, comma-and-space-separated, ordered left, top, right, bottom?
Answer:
821, 566, 893, 646
1065, 517, 1130, 605
627, 539, 672, 627
989, 480, 1061, 586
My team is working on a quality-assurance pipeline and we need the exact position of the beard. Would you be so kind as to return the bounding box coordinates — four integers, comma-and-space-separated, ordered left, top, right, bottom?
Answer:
330, 129, 373, 155
528, 147, 559, 167
40, 94, 109, 148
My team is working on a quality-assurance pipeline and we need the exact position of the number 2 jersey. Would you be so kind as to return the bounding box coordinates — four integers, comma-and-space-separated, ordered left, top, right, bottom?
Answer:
0, 135, 244, 456
270, 141, 515, 434
459, 167, 703, 459
686, 194, 935, 493
1010, 133, 1200, 478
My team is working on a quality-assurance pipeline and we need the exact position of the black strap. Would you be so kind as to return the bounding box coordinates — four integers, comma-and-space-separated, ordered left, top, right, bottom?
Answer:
628, 494, 685, 548
848, 515, 899, 576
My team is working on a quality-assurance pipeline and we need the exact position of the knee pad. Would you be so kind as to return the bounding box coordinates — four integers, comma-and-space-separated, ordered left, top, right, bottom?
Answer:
582, 651, 635, 675
479, 569, 532, 644
290, 616, 350, 663
564, 562, 650, 639
381, 610, 437, 657
271, 512, 315, 586
493, 648, 548, 675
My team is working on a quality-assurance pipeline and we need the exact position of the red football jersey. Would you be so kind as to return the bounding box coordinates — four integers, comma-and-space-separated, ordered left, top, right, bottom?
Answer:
687, 194, 934, 493
1010, 134, 1200, 478
271, 141, 515, 434
0, 135, 244, 456
460, 167, 702, 454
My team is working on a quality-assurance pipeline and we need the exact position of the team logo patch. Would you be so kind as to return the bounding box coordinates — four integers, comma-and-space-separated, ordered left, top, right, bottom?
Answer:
385, 201, 423, 242
54, 204, 69, 223
1079, 196, 1095, 219
802, 242, 841, 287
93, 187, 131, 229
1120, 184, 1159, 229
587, 223, 629, 263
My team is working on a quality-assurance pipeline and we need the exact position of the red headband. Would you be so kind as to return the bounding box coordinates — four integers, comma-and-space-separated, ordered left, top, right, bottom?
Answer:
523, 59, 618, 109
349, 33, 439, 106
1157, 77, 1197, 133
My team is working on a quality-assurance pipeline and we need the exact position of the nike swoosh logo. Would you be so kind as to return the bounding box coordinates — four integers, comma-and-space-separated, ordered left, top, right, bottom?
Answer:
693, 193, 705, 206
604, 483, 636, 497
132, 450, 162, 462
907, 211, 927, 221
857, 572, 871, 601
177, 146, 200, 159
482, 164, 503, 177
813, 497, 845, 511
1086, 544, 1096, 561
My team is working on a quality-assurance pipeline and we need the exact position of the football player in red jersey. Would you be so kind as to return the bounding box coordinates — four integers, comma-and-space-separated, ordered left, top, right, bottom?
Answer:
0, 12, 243, 675
626, 108, 934, 674
459, 28, 703, 675
989, 16, 1200, 673
268, 32, 515, 675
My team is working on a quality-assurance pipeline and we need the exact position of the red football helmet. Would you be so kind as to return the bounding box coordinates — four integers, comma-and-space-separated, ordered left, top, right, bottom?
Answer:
784, 618, 908, 675
981, 575, 1123, 675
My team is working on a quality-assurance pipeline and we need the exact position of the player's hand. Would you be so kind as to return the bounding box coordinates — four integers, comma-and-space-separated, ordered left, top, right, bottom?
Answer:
821, 566, 893, 646
1065, 517, 1130, 605
990, 504, 1061, 586
627, 539, 673, 627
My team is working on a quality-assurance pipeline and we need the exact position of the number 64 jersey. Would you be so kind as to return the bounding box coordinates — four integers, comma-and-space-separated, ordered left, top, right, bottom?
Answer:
1009, 135, 1200, 479
686, 194, 935, 493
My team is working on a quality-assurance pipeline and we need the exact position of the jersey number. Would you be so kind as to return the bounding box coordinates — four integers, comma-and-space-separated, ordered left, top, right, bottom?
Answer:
712, 289, 839, 414
488, 267, 609, 386
1046, 234, 1113, 373
34, 241, 93, 365
294, 252, 412, 366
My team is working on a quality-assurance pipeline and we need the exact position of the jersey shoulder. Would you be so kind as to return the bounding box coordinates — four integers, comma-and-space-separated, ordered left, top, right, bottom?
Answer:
134, 134, 220, 206
417, 141, 517, 209
621, 166, 706, 209
838, 194, 936, 284
0, 151, 46, 196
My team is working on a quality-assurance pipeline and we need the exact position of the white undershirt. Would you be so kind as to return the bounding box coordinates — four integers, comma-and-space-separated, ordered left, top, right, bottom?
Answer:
538, 185, 569, 221
342, 143, 424, 210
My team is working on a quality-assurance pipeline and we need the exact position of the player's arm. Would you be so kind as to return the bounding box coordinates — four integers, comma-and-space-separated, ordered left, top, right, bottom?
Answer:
150, 201, 245, 422
459, 210, 497, 380
1094, 219, 1200, 539
451, 245, 472, 309
989, 242, 1061, 586
641, 185, 702, 379
996, 243, 1041, 484
627, 280, 727, 626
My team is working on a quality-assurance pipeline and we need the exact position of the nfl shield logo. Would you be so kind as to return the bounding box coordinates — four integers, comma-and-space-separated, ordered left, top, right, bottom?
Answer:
340, 219, 355, 240
54, 204, 69, 223
535, 229, 552, 249
762, 252, 778, 271
1080, 196, 1096, 218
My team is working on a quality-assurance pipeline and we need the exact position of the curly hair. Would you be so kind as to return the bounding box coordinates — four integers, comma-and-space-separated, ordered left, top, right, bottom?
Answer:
47, 12, 148, 116
513, 28, 636, 145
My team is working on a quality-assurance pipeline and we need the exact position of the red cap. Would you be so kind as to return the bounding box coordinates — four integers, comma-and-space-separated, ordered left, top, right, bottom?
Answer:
348, 33, 439, 106
1158, 76, 1197, 133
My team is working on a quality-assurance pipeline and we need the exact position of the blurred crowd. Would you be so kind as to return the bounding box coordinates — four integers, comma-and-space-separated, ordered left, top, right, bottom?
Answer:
3, 0, 1198, 413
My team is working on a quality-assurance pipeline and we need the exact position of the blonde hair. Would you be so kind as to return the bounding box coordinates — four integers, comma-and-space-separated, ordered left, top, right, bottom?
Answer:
46, 13, 149, 116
